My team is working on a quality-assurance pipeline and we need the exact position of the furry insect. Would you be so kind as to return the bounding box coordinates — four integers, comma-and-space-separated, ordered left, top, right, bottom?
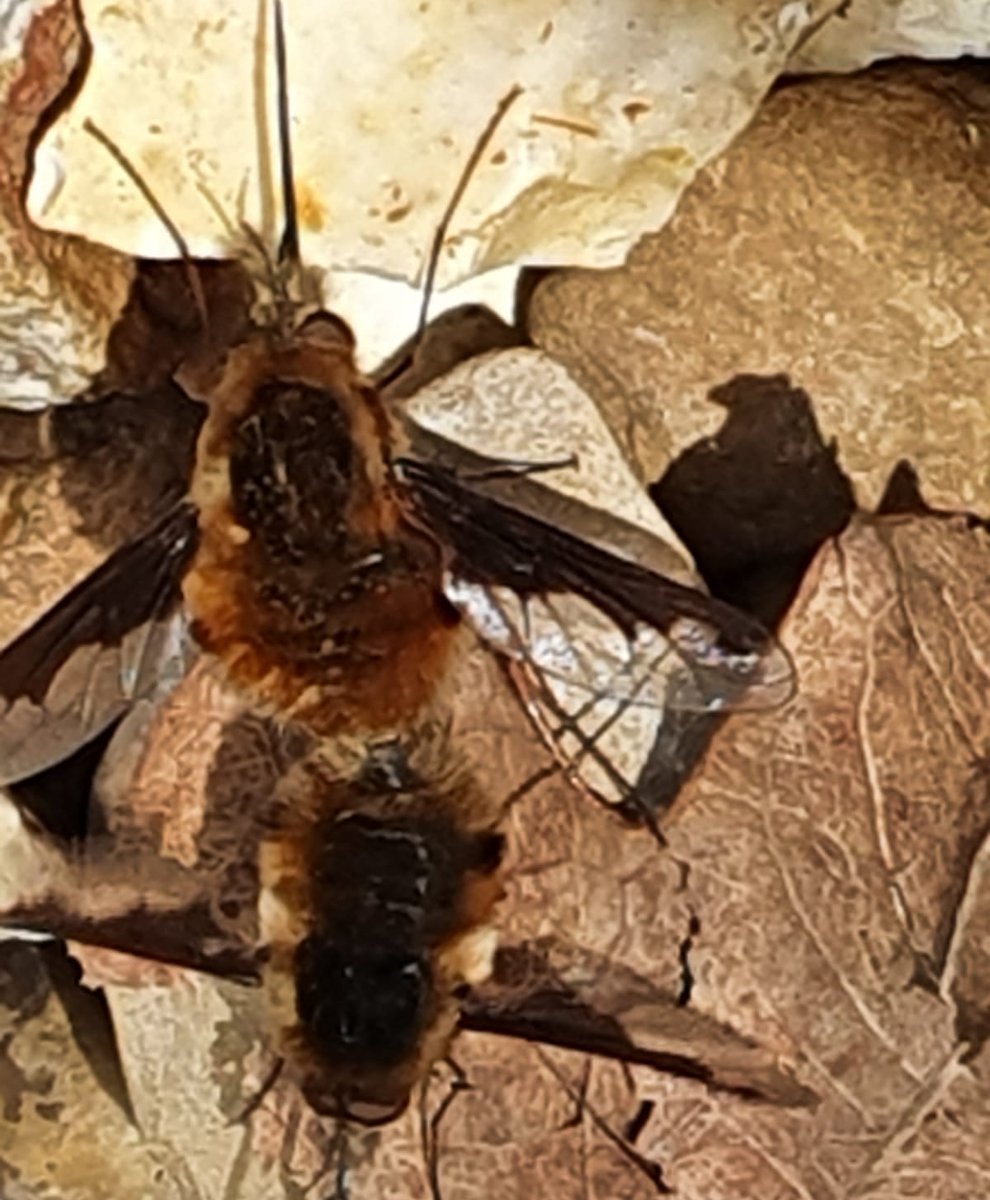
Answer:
0, 0, 796, 1134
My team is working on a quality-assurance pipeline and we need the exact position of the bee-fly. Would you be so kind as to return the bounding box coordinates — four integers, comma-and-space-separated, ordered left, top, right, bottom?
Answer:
261, 736, 506, 1123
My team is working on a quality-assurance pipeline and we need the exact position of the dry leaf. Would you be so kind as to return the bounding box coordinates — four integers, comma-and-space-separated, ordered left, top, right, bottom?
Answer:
649, 510, 990, 1197
7, 4, 990, 392
529, 61, 990, 511
0, 940, 195, 1200
10, 0, 942, 387
793, 0, 990, 72
26, 1, 841, 321
0, 0, 133, 409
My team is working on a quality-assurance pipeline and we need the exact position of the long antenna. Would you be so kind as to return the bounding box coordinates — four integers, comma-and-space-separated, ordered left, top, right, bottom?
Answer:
416, 84, 523, 337
83, 119, 211, 336
272, 0, 301, 272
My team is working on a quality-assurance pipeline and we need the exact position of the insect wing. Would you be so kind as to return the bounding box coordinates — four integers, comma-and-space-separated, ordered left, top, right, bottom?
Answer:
399, 457, 795, 708
399, 457, 795, 801
460, 941, 818, 1109
0, 502, 199, 785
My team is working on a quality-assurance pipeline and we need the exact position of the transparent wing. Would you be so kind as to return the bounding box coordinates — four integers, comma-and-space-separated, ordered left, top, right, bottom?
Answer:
399, 456, 796, 807
0, 502, 199, 785
448, 578, 794, 715
448, 577, 794, 807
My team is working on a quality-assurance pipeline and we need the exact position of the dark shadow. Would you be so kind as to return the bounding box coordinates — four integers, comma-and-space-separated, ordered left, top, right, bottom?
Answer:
650, 373, 856, 626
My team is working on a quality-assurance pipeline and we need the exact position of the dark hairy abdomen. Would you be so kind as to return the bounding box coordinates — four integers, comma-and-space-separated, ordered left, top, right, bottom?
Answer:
295, 807, 504, 1068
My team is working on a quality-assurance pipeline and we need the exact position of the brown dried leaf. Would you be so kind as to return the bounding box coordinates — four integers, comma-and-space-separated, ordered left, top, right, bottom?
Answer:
643, 511, 990, 1197
0, 941, 193, 1200
530, 61, 990, 511
0, 0, 134, 411
29, 1, 845, 289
